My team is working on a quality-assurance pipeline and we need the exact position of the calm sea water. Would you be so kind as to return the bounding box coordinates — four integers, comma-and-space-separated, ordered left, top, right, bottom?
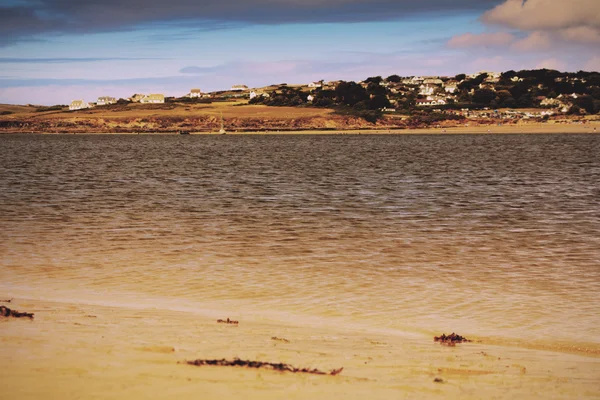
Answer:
1, 134, 599, 343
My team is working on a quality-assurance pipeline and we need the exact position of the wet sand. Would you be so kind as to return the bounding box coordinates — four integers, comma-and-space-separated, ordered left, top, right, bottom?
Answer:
1, 297, 599, 400
209, 122, 600, 135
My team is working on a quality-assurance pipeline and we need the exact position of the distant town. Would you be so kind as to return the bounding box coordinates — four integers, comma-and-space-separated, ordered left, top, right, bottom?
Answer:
66, 69, 600, 121
1, 68, 598, 134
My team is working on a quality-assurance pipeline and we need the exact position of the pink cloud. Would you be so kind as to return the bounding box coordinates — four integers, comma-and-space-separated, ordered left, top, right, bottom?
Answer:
535, 58, 567, 70
558, 26, 600, 44
482, 0, 600, 31
448, 32, 516, 48
510, 31, 553, 51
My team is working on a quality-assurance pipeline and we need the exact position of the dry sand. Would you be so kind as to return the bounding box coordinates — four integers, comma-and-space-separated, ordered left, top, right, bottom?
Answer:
1, 297, 599, 399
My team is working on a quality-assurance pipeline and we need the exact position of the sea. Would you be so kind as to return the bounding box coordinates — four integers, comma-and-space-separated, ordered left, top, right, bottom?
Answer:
1, 133, 599, 346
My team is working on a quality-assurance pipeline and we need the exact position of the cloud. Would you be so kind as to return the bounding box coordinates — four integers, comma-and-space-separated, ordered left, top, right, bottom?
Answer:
510, 31, 552, 51
482, 0, 600, 31
448, 32, 515, 48
0, 0, 500, 45
481, 0, 600, 46
448, 0, 600, 54
558, 26, 600, 44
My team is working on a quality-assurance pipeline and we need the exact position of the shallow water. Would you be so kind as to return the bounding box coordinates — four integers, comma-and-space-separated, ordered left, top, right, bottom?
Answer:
1, 134, 599, 344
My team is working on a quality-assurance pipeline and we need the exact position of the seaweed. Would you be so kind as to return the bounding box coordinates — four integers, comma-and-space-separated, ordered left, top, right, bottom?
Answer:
0, 305, 34, 319
185, 358, 343, 376
217, 318, 238, 325
434, 332, 471, 346
0, 298, 12, 303
271, 336, 290, 343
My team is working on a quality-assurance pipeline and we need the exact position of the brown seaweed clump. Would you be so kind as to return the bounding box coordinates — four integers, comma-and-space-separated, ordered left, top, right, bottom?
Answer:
217, 318, 238, 325
0, 305, 34, 319
434, 333, 471, 346
186, 358, 343, 376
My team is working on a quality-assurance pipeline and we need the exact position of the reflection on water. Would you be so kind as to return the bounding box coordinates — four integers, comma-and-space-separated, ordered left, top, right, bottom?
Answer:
1, 134, 599, 343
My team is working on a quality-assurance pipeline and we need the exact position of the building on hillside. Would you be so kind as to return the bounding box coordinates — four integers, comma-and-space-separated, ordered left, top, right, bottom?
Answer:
250, 91, 270, 99
478, 83, 496, 91
416, 97, 447, 107
69, 100, 90, 110
418, 84, 436, 96
129, 94, 146, 103
323, 80, 341, 89
97, 96, 116, 106
444, 81, 459, 93
188, 88, 202, 98
308, 81, 322, 88
540, 97, 562, 107
423, 78, 443, 85
230, 85, 249, 91
140, 94, 165, 104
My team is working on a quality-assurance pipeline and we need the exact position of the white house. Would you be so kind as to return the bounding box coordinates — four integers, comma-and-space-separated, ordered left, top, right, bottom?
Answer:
231, 85, 249, 91
69, 100, 90, 110
419, 84, 436, 96
250, 91, 269, 99
402, 76, 424, 85
188, 88, 202, 98
540, 98, 562, 107
444, 80, 459, 94
96, 96, 116, 106
416, 97, 447, 107
308, 81, 322, 88
140, 94, 165, 104
129, 94, 146, 103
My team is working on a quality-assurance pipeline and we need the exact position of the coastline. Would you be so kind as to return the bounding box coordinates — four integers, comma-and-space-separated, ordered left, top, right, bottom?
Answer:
1, 121, 598, 135
2, 296, 599, 399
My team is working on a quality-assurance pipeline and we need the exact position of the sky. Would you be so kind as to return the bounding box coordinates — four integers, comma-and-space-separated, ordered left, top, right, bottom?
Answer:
1, 0, 599, 105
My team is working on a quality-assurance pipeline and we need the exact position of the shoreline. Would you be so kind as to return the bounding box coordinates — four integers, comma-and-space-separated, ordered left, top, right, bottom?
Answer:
1, 122, 599, 135
2, 296, 599, 399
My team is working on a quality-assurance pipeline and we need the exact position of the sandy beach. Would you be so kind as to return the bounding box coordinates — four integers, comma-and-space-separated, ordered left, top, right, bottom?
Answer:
191, 121, 600, 135
1, 297, 599, 400
1, 133, 599, 399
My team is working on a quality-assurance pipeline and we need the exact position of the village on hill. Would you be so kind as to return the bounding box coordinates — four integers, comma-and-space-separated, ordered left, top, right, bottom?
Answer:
1, 69, 599, 133
66, 69, 599, 120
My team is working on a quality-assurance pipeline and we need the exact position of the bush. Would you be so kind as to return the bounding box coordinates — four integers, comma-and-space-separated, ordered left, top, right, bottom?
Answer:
35, 105, 65, 112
